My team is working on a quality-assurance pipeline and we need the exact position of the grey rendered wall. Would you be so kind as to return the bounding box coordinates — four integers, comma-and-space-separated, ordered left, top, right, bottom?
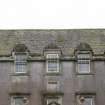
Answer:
0, 59, 105, 105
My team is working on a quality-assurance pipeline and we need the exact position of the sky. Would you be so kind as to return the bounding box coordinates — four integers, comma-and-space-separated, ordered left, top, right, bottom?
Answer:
0, 0, 105, 29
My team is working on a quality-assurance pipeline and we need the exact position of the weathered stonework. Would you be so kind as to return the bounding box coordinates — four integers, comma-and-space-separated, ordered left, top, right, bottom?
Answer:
0, 29, 105, 105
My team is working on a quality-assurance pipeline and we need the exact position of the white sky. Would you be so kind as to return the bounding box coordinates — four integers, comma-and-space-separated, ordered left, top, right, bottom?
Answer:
0, 0, 105, 29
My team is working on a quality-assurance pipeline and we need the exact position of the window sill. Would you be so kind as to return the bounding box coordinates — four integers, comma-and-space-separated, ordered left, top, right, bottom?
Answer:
45, 72, 62, 76
9, 72, 30, 76
76, 73, 95, 75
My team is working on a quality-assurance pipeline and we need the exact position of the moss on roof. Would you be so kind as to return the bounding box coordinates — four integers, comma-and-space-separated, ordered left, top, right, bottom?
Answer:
0, 29, 105, 55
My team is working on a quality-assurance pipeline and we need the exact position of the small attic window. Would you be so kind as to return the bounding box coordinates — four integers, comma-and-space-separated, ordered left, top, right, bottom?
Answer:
46, 53, 60, 73
12, 44, 29, 73
75, 43, 92, 74
44, 43, 61, 74
14, 54, 27, 73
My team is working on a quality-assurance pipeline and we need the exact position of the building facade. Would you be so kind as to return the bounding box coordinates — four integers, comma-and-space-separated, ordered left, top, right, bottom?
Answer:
0, 29, 105, 105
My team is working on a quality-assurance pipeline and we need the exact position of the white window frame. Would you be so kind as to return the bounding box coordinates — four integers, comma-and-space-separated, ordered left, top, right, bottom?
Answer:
77, 59, 90, 74
15, 61, 27, 73
77, 54, 90, 59
46, 54, 59, 59
46, 54, 60, 73
77, 53, 91, 74
14, 54, 27, 73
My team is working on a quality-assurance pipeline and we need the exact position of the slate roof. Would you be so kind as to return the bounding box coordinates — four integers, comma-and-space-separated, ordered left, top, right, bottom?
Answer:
0, 29, 105, 55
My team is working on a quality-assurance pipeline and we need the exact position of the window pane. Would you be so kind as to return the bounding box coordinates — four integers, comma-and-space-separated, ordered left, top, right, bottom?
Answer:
46, 54, 59, 73
47, 60, 59, 72
48, 61, 57, 69
15, 54, 27, 73
47, 54, 59, 59
83, 98, 93, 105
78, 54, 90, 59
78, 60, 90, 73
15, 62, 26, 73
78, 63, 89, 73
15, 97, 24, 105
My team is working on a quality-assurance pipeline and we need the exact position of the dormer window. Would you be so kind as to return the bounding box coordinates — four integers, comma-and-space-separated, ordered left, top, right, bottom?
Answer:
77, 53, 90, 74
75, 43, 92, 74
44, 43, 61, 74
12, 44, 29, 74
14, 53, 27, 73
46, 54, 59, 73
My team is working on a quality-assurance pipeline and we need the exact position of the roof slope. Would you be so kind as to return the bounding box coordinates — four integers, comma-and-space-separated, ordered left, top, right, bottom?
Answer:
0, 29, 105, 55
